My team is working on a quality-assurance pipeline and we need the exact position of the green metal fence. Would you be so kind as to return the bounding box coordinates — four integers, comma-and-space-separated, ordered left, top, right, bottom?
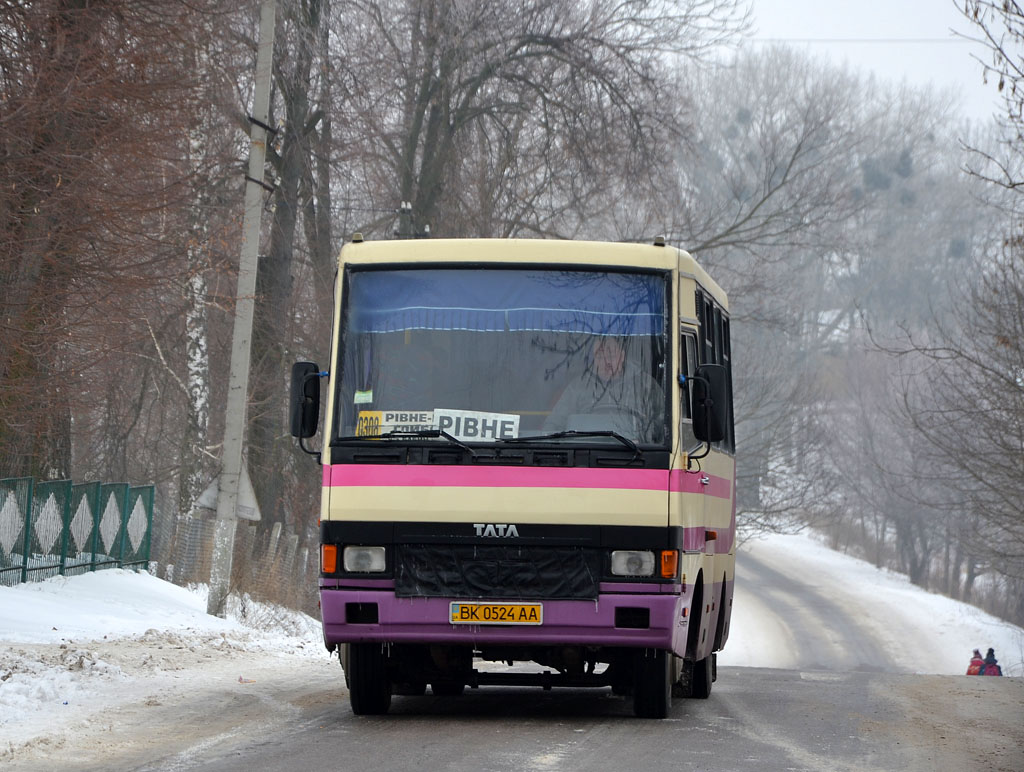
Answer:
0, 477, 154, 587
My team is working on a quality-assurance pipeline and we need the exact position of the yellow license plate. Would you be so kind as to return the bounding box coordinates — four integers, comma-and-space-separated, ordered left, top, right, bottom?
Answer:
449, 602, 543, 625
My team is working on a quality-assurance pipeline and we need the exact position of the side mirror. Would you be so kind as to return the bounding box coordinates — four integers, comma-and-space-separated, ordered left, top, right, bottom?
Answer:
290, 361, 321, 439
691, 363, 727, 443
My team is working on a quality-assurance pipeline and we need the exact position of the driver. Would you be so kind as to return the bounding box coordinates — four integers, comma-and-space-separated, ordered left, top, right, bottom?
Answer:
543, 336, 662, 440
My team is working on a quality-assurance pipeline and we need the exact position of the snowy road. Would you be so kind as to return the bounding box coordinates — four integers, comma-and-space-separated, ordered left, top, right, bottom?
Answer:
7, 658, 1021, 772
2, 533, 1023, 771
103, 669, 1021, 772
718, 533, 1023, 676
732, 549, 901, 673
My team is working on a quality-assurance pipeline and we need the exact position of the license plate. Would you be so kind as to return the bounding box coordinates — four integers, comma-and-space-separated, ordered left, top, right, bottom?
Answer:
449, 602, 543, 625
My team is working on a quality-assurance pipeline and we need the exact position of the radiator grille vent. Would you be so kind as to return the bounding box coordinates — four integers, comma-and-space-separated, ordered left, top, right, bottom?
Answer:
395, 544, 601, 600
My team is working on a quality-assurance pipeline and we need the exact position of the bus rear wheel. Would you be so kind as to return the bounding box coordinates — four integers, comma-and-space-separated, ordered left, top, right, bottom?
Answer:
348, 643, 392, 715
632, 649, 672, 718
685, 654, 713, 699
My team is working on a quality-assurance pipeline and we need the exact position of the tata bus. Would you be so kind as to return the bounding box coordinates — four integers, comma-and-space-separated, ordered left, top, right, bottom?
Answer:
290, 237, 736, 718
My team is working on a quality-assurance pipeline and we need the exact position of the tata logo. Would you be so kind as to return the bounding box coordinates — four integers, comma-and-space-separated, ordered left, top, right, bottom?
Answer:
473, 523, 520, 538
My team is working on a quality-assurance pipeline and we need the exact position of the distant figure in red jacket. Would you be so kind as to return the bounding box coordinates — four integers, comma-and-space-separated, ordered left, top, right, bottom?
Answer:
966, 649, 985, 676
982, 648, 1003, 676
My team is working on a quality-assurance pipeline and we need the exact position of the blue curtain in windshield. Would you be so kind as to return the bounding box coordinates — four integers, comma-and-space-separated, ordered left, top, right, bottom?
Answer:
348, 269, 665, 336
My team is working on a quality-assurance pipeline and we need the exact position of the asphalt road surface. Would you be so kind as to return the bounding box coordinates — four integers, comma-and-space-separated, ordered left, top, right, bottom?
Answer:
9, 548, 1023, 772
116, 668, 1018, 772
736, 548, 903, 673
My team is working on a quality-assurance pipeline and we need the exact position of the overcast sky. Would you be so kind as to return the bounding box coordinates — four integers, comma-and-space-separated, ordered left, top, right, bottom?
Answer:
747, 0, 1001, 124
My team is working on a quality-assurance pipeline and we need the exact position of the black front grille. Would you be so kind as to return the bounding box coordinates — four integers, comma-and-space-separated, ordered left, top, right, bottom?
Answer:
395, 544, 602, 600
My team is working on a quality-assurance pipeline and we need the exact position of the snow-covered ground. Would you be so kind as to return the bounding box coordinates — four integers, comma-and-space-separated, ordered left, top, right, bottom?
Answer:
719, 533, 1024, 675
0, 571, 327, 758
1, 532, 1021, 757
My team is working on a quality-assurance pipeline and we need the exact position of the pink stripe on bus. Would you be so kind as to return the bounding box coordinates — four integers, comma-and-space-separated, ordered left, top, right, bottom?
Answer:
324, 464, 666, 490
669, 470, 732, 499
323, 464, 732, 499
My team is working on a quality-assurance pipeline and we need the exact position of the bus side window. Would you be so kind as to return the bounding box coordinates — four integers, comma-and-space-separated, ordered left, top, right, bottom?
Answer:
694, 290, 736, 454
702, 296, 715, 364
722, 316, 735, 453
680, 329, 700, 451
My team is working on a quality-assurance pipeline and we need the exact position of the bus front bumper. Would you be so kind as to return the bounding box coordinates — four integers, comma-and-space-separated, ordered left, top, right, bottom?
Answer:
319, 582, 690, 651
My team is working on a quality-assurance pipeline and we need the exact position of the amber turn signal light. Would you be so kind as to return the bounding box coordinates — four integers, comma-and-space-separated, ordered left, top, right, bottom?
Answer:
321, 544, 338, 573
660, 550, 679, 578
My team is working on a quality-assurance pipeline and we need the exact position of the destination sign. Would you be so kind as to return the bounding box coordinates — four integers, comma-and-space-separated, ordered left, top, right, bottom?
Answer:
433, 408, 519, 441
355, 409, 520, 440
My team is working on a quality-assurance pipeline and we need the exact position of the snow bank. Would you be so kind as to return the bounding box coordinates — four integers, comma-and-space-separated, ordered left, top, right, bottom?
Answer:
0, 569, 234, 644
719, 532, 1024, 676
0, 569, 322, 750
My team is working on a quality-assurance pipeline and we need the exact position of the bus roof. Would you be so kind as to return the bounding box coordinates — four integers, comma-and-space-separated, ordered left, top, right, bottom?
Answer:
338, 238, 728, 309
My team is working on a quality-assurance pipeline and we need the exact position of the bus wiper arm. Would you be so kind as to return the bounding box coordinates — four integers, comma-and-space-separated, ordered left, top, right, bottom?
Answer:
389, 429, 478, 456
498, 430, 642, 459
336, 428, 477, 456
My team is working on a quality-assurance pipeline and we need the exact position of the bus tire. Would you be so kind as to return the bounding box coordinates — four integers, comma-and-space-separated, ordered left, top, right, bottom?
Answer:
632, 649, 672, 718
348, 643, 392, 715
690, 653, 713, 699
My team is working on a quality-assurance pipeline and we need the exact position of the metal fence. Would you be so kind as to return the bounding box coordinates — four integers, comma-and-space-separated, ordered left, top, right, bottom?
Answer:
0, 477, 154, 587
158, 515, 318, 616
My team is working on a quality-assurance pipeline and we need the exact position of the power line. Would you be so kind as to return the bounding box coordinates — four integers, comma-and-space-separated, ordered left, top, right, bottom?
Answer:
750, 37, 973, 44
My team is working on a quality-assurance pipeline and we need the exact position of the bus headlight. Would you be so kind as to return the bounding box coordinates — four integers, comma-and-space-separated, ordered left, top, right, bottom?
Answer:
610, 550, 655, 577
343, 545, 386, 572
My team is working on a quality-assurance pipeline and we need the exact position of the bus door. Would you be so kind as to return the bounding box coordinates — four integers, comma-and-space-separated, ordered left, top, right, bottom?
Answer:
676, 326, 706, 548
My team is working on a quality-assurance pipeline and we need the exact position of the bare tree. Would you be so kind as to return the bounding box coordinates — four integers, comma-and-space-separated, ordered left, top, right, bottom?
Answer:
167, 5, 253, 566
891, 238, 1024, 612
334, 0, 748, 238
959, 1, 1024, 191
625, 47, 989, 543
851, 0, 1024, 621
0, 1, 215, 479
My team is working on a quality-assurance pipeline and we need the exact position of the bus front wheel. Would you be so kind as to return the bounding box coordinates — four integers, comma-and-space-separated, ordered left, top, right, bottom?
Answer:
348, 643, 392, 715
632, 649, 672, 718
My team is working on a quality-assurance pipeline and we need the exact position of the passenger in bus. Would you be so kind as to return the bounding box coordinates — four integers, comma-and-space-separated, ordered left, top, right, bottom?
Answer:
543, 336, 662, 441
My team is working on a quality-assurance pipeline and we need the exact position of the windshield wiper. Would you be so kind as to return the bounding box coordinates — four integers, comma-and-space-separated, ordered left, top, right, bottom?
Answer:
498, 430, 642, 460
335, 428, 477, 456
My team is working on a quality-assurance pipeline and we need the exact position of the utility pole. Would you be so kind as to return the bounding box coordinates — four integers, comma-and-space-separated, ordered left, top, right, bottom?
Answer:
207, 0, 277, 617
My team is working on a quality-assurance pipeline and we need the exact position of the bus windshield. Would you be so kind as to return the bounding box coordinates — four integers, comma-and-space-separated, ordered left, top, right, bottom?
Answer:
335, 267, 668, 445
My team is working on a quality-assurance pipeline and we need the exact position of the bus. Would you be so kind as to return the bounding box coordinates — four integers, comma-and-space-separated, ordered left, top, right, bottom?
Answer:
290, 237, 736, 718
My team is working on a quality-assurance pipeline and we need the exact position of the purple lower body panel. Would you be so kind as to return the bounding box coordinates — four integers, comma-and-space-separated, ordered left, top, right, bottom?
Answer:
320, 582, 691, 652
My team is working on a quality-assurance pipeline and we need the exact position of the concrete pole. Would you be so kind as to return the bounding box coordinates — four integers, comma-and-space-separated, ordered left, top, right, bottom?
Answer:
207, 0, 277, 617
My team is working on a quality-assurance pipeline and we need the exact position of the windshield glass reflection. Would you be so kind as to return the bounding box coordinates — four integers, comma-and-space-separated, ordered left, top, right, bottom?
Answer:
336, 268, 668, 445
